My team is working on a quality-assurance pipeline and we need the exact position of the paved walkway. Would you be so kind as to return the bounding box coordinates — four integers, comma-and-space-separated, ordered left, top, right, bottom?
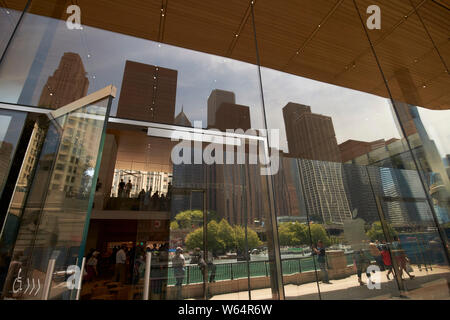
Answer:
209, 265, 450, 300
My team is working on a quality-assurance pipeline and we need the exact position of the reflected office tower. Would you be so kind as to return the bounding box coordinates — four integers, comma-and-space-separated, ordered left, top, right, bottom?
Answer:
207, 89, 250, 131
339, 138, 399, 163
342, 137, 442, 225
207, 89, 235, 128
205, 89, 254, 225
282, 103, 341, 162
117, 60, 177, 124
174, 105, 192, 127
298, 159, 352, 224
38, 52, 89, 109
272, 153, 304, 220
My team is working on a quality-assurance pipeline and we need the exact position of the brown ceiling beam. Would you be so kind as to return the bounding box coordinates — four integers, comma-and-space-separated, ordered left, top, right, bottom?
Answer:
158, 0, 168, 43
283, 0, 345, 71
332, 0, 429, 82
369, 38, 449, 94
226, 0, 253, 57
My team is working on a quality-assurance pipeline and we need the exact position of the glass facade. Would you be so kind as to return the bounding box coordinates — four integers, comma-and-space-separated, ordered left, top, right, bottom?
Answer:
0, 0, 448, 300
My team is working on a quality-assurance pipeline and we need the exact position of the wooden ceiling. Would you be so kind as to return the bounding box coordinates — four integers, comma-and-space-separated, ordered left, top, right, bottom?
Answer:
3, 0, 450, 110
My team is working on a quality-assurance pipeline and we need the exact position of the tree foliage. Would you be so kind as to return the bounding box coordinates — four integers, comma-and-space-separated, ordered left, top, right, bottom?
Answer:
172, 210, 218, 230
366, 221, 398, 241
174, 210, 204, 229
278, 222, 330, 246
185, 219, 262, 254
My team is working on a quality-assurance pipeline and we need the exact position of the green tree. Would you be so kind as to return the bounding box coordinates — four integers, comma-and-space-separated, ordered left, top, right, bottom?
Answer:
234, 225, 262, 251
185, 221, 262, 254
184, 221, 225, 254
217, 219, 235, 251
173, 210, 219, 230
278, 222, 309, 246
185, 227, 203, 250
170, 220, 179, 230
278, 223, 296, 246
366, 221, 397, 241
309, 223, 331, 246
174, 210, 203, 229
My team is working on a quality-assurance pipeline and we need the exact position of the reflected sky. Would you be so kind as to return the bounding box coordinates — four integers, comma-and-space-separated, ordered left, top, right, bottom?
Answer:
0, 11, 448, 156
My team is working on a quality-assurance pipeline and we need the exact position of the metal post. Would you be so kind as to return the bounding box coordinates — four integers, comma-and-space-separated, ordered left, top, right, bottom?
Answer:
186, 265, 190, 285
143, 251, 152, 300
42, 259, 56, 300
202, 190, 208, 300
75, 257, 86, 300
230, 263, 234, 280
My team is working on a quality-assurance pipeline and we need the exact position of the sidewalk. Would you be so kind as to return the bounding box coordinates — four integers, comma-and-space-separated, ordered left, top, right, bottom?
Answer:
209, 265, 450, 300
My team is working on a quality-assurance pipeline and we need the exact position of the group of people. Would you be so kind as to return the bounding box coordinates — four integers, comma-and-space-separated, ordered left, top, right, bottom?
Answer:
116, 180, 172, 211
312, 236, 415, 286
83, 244, 145, 285
118, 179, 133, 198
137, 188, 171, 211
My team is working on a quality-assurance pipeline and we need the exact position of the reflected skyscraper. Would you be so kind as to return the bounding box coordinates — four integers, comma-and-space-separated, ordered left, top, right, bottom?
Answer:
38, 52, 89, 109
117, 60, 177, 124
298, 159, 352, 225
174, 105, 192, 127
283, 103, 341, 162
207, 89, 235, 129
207, 89, 250, 131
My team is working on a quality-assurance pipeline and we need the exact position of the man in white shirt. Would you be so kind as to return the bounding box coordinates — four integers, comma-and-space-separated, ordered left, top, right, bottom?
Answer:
114, 244, 127, 283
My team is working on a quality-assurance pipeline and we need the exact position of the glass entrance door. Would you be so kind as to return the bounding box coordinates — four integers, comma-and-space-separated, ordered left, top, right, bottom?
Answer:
0, 86, 115, 300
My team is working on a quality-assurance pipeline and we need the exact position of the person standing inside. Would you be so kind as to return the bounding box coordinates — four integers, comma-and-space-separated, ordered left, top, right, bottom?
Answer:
313, 240, 330, 284
125, 180, 133, 198
114, 244, 127, 283
85, 251, 99, 282
172, 247, 186, 300
138, 189, 146, 210
118, 179, 125, 198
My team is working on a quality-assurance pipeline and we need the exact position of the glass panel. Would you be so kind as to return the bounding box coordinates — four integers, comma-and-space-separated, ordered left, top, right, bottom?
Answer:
0, 108, 28, 294
1, 93, 111, 300
256, 0, 423, 299
0, 0, 28, 57
354, 0, 450, 299
79, 121, 277, 300
0, 109, 27, 198
0, 0, 282, 300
